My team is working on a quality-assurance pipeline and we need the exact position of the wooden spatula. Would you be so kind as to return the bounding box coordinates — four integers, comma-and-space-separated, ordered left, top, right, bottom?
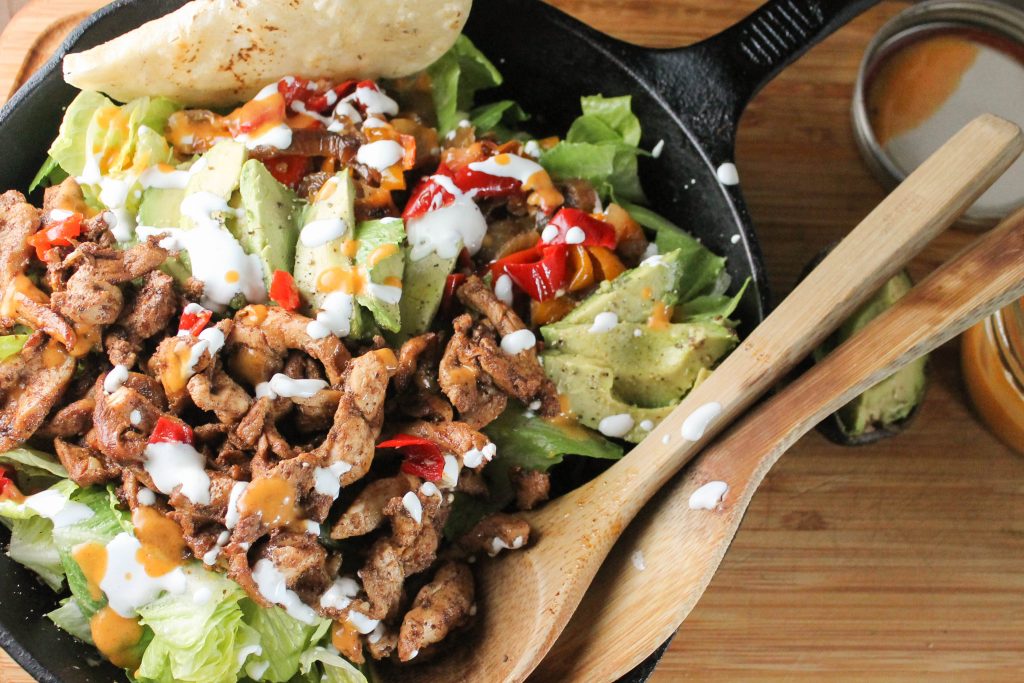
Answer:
537, 202, 1024, 683
397, 115, 1022, 683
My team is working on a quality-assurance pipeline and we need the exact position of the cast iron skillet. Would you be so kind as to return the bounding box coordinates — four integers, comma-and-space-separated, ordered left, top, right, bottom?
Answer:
0, 0, 878, 680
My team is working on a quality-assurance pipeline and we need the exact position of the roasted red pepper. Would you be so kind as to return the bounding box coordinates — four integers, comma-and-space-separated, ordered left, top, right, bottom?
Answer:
402, 172, 457, 221
491, 244, 570, 302
0, 467, 14, 498
543, 208, 617, 249
277, 76, 314, 107
269, 270, 301, 311
178, 305, 212, 337
377, 434, 445, 482
28, 213, 83, 260
263, 155, 310, 189
305, 79, 357, 113
450, 164, 521, 199
148, 416, 194, 445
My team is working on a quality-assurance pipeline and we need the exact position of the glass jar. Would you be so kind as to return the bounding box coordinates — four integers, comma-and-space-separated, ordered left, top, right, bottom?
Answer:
961, 300, 1024, 454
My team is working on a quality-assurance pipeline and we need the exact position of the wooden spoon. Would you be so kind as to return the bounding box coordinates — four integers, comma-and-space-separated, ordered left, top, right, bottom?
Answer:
398, 114, 1023, 683
537, 203, 1024, 682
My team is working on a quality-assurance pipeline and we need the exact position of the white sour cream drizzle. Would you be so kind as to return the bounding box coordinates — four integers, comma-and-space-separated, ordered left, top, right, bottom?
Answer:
103, 365, 129, 394
688, 481, 729, 510
467, 153, 544, 186
314, 461, 354, 501
494, 275, 514, 306
347, 610, 380, 634
488, 535, 525, 557
364, 281, 403, 305
252, 558, 318, 624
631, 549, 647, 571
401, 491, 423, 524
681, 402, 723, 441
716, 162, 739, 186
405, 174, 487, 261
346, 85, 399, 116
500, 329, 536, 356
21, 490, 94, 528
599, 413, 635, 438
266, 373, 328, 399
589, 311, 619, 334
462, 443, 496, 469
100, 532, 188, 617
356, 140, 404, 171
139, 165, 190, 190
306, 291, 355, 340
184, 327, 226, 379
137, 487, 156, 506
225, 481, 248, 529
420, 482, 441, 498
319, 577, 360, 611
440, 455, 460, 489
143, 441, 212, 505
237, 124, 293, 151
48, 209, 74, 222
138, 193, 265, 309
299, 218, 348, 248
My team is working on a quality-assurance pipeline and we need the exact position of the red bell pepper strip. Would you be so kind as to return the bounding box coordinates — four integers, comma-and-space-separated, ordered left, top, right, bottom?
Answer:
377, 434, 445, 482
269, 270, 301, 311
0, 467, 14, 499
178, 305, 212, 337
148, 416, 194, 445
402, 173, 457, 221
491, 244, 570, 302
542, 208, 617, 249
28, 213, 83, 261
450, 164, 521, 199
305, 79, 357, 113
263, 155, 310, 189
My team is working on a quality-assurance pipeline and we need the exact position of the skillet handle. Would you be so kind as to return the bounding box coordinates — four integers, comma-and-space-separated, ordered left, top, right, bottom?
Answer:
655, 0, 879, 159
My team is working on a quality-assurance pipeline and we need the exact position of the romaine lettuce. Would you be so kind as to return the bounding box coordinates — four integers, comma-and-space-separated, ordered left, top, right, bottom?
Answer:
0, 333, 28, 361
428, 35, 514, 135
240, 600, 330, 682
136, 568, 259, 683
9, 514, 65, 590
298, 646, 370, 683
47, 598, 94, 644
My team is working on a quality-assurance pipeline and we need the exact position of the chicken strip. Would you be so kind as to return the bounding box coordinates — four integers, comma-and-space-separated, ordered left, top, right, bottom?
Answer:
0, 333, 75, 451
397, 561, 474, 662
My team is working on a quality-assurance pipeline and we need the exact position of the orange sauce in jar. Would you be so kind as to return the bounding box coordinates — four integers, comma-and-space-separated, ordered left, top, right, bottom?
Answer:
962, 301, 1024, 454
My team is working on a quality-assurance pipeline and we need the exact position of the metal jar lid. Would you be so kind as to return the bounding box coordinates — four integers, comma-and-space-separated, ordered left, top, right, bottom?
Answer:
852, 0, 1024, 230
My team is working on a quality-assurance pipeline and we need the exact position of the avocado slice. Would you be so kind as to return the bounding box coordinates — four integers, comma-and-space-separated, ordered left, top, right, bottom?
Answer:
397, 249, 459, 338
814, 270, 927, 444
137, 182, 190, 282
354, 218, 406, 333
293, 170, 357, 313
542, 353, 676, 443
559, 250, 685, 325
180, 140, 247, 228
237, 159, 301, 288
541, 320, 737, 408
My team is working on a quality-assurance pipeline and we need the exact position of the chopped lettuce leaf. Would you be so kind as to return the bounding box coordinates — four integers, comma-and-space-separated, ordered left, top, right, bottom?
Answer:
354, 218, 406, 333
29, 156, 66, 192
0, 333, 29, 361
480, 405, 624, 509
427, 35, 504, 135
677, 279, 750, 324
9, 514, 65, 590
0, 446, 68, 479
40, 91, 180, 186
240, 600, 329, 682
470, 100, 529, 139
136, 568, 257, 683
298, 646, 369, 683
47, 598, 94, 644
541, 95, 646, 203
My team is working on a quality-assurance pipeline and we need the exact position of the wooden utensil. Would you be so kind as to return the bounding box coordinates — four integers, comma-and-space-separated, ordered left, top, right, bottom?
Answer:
538, 203, 1024, 682
398, 114, 1022, 683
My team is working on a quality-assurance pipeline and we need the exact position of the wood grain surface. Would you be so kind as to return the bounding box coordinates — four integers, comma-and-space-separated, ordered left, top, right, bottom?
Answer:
1, 1, 1022, 682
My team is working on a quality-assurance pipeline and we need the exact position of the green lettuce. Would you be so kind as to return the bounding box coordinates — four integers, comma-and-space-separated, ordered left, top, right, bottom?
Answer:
427, 35, 520, 135
677, 279, 750, 324
9, 514, 65, 590
33, 91, 180, 191
354, 218, 406, 333
240, 600, 330, 682
47, 598, 94, 644
136, 569, 259, 683
540, 95, 646, 203
298, 646, 370, 683
0, 334, 29, 361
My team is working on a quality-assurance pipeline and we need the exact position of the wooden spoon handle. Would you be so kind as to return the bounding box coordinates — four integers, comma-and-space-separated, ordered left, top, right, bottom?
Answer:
593, 114, 1023, 523
553, 206, 1024, 683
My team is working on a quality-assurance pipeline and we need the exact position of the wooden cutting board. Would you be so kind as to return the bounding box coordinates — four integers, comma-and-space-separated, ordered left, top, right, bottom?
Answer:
2, 1, 1022, 681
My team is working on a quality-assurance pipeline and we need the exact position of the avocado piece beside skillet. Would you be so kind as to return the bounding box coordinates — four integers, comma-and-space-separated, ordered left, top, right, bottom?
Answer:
804, 248, 929, 445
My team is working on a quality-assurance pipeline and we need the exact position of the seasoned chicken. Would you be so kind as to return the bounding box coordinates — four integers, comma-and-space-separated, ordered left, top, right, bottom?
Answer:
0, 333, 75, 452
397, 561, 474, 662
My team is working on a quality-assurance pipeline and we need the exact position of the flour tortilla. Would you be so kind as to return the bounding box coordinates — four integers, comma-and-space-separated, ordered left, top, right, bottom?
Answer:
63, 0, 472, 107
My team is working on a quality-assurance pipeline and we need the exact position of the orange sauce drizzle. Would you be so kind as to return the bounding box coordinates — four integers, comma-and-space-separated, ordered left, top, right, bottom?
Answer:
647, 301, 674, 330
317, 266, 365, 295
42, 340, 69, 368
70, 323, 101, 358
640, 286, 653, 300
238, 477, 304, 531
90, 606, 143, 669
231, 347, 271, 388
341, 240, 360, 259
331, 620, 364, 663
131, 507, 186, 578
315, 179, 339, 203
161, 340, 194, 394
72, 541, 108, 601
523, 170, 564, 213
228, 92, 288, 140
382, 276, 403, 289
240, 304, 269, 325
367, 243, 399, 267
225, 270, 240, 284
